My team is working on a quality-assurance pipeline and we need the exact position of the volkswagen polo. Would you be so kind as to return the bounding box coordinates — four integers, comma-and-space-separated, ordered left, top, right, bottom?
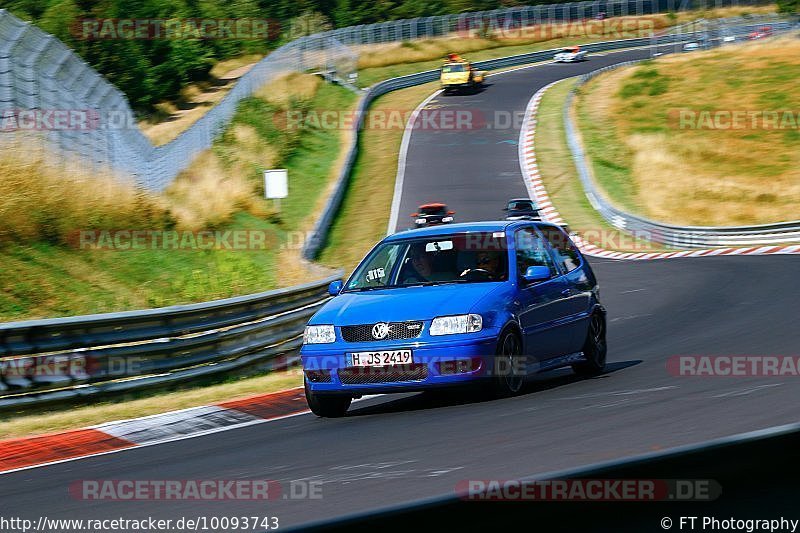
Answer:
300, 221, 606, 417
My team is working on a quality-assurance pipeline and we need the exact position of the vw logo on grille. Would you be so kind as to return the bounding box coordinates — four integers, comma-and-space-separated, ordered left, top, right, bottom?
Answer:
372, 322, 391, 339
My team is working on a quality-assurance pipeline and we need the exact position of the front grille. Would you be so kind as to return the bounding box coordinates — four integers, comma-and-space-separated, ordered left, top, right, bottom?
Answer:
340, 321, 423, 343
338, 364, 428, 384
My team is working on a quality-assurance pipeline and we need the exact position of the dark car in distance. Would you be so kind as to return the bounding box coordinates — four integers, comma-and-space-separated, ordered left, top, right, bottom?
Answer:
412, 203, 455, 228
503, 198, 542, 221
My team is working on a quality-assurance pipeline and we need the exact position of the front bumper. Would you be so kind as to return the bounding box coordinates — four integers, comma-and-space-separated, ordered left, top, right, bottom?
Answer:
301, 330, 501, 395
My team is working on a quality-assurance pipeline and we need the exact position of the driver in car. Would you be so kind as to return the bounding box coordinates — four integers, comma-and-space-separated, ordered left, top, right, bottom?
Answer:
461, 251, 502, 280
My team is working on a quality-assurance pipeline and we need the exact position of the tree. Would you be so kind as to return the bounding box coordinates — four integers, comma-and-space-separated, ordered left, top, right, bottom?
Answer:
285, 10, 333, 40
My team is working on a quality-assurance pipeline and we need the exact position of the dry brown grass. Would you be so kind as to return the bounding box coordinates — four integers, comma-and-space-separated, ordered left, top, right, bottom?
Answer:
535, 80, 664, 252
164, 73, 325, 230
673, 4, 775, 22
141, 91, 228, 147
140, 56, 265, 146
0, 144, 173, 245
254, 71, 321, 107
164, 151, 270, 231
579, 33, 800, 226
209, 53, 265, 79
356, 6, 775, 71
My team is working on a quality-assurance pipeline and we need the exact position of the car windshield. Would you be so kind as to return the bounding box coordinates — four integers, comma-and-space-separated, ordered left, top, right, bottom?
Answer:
420, 205, 447, 215
345, 232, 509, 291
508, 201, 534, 211
442, 64, 466, 73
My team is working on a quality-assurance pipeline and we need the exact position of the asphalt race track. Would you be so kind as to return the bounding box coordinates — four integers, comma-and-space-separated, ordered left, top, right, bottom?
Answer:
2, 48, 799, 529
393, 47, 655, 229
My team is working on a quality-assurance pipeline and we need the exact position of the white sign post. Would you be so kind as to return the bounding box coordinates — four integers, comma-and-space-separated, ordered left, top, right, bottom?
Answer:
264, 169, 288, 211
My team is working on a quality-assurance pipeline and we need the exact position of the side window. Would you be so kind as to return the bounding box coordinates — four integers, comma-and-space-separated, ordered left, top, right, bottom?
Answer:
540, 226, 582, 273
514, 227, 556, 278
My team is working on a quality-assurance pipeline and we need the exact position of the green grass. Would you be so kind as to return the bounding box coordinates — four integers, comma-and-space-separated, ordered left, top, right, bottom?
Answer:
575, 79, 640, 214
573, 36, 800, 226
318, 83, 439, 271
0, 213, 278, 317
535, 78, 664, 252
0, 82, 356, 321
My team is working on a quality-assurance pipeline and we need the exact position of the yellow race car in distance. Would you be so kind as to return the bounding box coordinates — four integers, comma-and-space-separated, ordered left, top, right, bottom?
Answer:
440, 53, 486, 93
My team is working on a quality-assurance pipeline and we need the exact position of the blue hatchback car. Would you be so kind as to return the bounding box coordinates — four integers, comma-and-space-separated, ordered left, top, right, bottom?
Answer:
301, 221, 606, 417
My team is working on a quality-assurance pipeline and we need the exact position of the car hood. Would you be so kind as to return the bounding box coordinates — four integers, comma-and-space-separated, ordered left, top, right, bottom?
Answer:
311, 283, 503, 325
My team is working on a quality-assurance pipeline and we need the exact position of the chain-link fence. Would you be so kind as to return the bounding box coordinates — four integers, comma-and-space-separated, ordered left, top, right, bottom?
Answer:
649, 11, 789, 56
0, 0, 774, 191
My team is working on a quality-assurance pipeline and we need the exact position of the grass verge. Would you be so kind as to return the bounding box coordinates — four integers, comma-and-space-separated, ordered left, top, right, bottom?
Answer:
535, 78, 664, 253
355, 6, 775, 87
575, 34, 800, 226
0, 74, 356, 320
317, 82, 440, 272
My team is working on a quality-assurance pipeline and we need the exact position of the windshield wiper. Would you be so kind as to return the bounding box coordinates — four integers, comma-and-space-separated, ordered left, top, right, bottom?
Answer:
343, 286, 392, 293
346, 279, 474, 292
401, 280, 469, 287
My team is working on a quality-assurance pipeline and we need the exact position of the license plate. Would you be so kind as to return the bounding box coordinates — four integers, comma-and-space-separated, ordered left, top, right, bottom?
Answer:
348, 350, 413, 367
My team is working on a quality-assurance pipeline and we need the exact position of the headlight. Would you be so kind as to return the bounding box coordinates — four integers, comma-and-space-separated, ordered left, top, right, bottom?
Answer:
441, 216, 454, 223
415, 218, 426, 224
303, 325, 335, 344
430, 314, 482, 336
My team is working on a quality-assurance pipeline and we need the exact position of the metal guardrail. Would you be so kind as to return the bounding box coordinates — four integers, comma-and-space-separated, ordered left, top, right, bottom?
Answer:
0, 18, 791, 409
0, 273, 340, 410
0, 0, 771, 191
301, 36, 660, 259
563, 19, 800, 248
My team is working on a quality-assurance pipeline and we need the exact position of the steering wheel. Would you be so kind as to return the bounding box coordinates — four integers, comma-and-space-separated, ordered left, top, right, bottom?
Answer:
459, 268, 492, 281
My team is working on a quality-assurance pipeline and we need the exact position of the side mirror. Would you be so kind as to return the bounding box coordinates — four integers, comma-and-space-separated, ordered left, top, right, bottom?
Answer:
411, 213, 418, 217
447, 211, 455, 215
328, 280, 343, 296
523, 266, 551, 283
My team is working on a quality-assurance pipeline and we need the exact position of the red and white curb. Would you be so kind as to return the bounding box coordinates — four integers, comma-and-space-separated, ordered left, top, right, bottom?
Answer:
517, 82, 800, 260
0, 387, 311, 474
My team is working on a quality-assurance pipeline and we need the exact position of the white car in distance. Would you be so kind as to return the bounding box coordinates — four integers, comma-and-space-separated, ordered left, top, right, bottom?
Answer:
554, 46, 588, 62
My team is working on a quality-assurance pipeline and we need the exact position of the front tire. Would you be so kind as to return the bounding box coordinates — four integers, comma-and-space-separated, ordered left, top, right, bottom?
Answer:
572, 312, 607, 376
305, 381, 351, 418
492, 329, 525, 397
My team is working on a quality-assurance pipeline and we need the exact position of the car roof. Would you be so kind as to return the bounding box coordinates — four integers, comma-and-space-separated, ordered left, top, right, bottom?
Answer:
419, 202, 447, 208
383, 220, 562, 242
